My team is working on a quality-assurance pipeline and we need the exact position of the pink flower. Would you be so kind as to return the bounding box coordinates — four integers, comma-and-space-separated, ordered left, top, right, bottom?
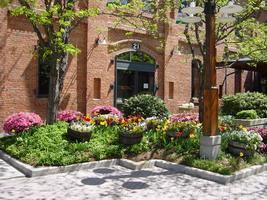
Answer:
90, 106, 122, 117
57, 110, 83, 122
3, 112, 43, 133
170, 113, 199, 123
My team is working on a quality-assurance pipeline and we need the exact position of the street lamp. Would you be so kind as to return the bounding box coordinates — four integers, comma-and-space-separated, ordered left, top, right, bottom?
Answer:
179, 0, 242, 160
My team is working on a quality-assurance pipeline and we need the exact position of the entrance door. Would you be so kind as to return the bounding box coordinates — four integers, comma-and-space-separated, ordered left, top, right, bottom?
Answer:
115, 51, 156, 107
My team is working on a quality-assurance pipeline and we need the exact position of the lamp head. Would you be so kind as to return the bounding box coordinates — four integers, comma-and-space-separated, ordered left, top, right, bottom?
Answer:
178, 16, 201, 24
217, 13, 235, 23
220, 1, 243, 14
181, 1, 204, 15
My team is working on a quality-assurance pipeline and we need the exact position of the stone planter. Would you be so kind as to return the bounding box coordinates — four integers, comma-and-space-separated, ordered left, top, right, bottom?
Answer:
67, 128, 92, 142
119, 132, 143, 145
234, 118, 267, 128
228, 141, 253, 157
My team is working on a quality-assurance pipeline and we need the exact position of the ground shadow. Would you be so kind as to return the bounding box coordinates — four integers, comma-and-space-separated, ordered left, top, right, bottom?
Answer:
81, 177, 106, 186
122, 181, 149, 190
93, 168, 116, 174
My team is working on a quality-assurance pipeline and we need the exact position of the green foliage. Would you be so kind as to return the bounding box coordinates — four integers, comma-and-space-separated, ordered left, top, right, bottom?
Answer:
236, 109, 258, 119
122, 94, 169, 118
182, 154, 232, 175
182, 152, 267, 175
219, 115, 236, 127
221, 130, 263, 152
221, 92, 267, 118
232, 7, 267, 63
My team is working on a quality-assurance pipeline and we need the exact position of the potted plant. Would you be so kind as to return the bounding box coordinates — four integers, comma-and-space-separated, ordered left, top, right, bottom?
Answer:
145, 117, 163, 130
67, 121, 95, 142
222, 130, 263, 157
165, 122, 198, 140
118, 121, 146, 145
92, 114, 120, 126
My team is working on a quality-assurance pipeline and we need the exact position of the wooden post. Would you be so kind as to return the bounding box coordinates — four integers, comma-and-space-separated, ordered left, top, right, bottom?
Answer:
203, 0, 218, 136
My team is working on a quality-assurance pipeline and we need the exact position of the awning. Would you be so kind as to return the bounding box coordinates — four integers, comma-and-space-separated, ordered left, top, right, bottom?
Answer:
217, 58, 267, 74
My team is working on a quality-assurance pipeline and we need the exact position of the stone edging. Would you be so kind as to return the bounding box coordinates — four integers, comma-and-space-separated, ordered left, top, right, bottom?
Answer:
1, 150, 266, 184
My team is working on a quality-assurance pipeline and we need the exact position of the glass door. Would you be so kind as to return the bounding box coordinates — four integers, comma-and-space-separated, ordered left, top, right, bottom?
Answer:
115, 70, 155, 108
115, 51, 156, 108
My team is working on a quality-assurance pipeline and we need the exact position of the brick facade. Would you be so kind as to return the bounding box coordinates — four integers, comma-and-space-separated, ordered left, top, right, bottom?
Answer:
0, 2, 266, 129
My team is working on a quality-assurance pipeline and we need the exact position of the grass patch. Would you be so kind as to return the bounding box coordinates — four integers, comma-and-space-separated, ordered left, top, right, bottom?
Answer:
182, 152, 267, 175
0, 121, 266, 175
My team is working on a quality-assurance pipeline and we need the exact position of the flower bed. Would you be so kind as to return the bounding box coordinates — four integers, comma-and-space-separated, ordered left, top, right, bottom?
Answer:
0, 111, 266, 175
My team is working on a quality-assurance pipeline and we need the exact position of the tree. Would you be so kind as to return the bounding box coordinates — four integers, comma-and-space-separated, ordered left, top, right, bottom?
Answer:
181, 0, 265, 122
2, 0, 99, 124
107, 0, 266, 121
234, 18, 267, 63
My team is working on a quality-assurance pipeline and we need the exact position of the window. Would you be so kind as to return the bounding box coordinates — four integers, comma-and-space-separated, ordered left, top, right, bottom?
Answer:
93, 78, 101, 99
106, 0, 153, 12
117, 51, 155, 64
169, 82, 174, 99
37, 49, 50, 97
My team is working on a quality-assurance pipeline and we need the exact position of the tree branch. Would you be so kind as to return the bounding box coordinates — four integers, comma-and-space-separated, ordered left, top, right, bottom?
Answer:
18, 0, 45, 43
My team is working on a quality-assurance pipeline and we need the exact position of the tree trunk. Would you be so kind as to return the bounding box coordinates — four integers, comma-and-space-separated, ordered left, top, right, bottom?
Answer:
46, 52, 69, 124
198, 60, 205, 123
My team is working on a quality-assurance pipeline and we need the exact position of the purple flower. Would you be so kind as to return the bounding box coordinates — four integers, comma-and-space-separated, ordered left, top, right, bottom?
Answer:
248, 127, 267, 142
258, 143, 267, 154
3, 112, 43, 133
57, 110, 83, 123
170, 113, 199, 123
90, 106, 122, 117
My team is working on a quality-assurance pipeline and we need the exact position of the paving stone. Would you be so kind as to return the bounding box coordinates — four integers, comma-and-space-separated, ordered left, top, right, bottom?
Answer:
0, 159, 24, 180
0, 165, 266, 200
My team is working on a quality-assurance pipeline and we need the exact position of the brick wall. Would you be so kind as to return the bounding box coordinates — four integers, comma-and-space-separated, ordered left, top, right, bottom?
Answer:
0, 2, 248, 130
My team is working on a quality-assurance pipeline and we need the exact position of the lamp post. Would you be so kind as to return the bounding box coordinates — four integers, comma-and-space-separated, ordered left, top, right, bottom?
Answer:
180, 1, 242, 159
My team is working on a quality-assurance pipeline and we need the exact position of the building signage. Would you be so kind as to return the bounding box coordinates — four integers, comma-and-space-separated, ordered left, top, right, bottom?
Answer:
132, 42, 141, 50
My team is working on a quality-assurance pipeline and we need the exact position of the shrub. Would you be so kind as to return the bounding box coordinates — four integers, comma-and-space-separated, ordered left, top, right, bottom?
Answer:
122, 94, 169, 118
3, 112, 43, 133
170, 113, 199, 123
221, 92, 267, 118
57, 110, 83, 122
236, 110, 258, 119
90, 106, 122, 117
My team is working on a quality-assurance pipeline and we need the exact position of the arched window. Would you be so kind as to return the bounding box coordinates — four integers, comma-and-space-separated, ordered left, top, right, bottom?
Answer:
117, 51, 155, 64
106, 0, 153, 12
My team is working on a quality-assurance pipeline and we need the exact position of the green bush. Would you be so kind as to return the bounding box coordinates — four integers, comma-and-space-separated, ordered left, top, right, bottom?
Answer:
122, 94, 169, 118
221, 92, 267, 118
236, 109, 258, 119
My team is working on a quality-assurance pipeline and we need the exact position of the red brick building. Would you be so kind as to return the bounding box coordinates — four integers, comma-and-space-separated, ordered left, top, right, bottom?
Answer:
0, 1, 266, 128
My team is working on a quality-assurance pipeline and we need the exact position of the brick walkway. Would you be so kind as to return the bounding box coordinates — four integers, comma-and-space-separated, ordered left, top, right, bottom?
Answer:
0, 159, 266, 200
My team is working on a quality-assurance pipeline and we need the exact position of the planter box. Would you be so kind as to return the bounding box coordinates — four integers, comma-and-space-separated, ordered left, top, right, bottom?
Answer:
119, 132, 143, 145
228, 141, 253, 157
67, 128, 92, 142
234, 118, 267, 128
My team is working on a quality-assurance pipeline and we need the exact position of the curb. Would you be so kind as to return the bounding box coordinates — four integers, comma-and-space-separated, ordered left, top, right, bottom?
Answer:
1, 150, 266, 184
0, 151, 118, 177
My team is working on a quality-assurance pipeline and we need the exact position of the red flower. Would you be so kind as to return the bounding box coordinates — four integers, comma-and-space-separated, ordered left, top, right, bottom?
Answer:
176, 131, 183, 137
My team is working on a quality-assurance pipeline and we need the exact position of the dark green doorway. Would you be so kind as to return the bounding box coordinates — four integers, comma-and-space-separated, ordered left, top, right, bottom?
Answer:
115, 51, 156, 108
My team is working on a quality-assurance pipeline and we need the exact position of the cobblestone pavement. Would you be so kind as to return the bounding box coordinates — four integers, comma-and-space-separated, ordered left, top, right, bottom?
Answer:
0, 159, 24, 180
0, 162, 266, 200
